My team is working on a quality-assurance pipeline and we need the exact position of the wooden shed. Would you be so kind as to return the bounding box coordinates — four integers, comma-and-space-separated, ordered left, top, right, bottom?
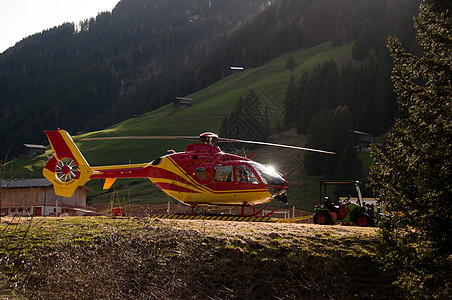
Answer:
173, 97, 193, 109
0, 178, 95, 216
19, 144, 46, 158
350, 130, 373, 152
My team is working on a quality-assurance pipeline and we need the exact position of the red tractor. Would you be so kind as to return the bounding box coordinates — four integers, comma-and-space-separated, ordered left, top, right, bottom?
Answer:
313, 180, 375, 227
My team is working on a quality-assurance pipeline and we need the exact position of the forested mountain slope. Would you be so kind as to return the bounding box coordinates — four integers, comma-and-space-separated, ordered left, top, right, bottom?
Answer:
0, 0, 268, 158
0, 0, 420, 160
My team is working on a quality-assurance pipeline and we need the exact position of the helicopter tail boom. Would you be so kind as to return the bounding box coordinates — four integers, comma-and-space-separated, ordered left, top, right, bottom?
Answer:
43, 130, 94, 197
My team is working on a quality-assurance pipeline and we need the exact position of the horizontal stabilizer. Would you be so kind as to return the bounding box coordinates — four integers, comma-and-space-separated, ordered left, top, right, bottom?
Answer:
103, 178, 116, 190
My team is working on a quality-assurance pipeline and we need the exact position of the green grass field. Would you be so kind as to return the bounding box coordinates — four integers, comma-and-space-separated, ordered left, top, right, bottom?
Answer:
5, 42, 357, 211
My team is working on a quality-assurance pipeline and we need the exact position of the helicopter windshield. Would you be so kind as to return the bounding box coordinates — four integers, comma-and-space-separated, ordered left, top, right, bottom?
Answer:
236, 164, 259, 184
245, 161, 285, 186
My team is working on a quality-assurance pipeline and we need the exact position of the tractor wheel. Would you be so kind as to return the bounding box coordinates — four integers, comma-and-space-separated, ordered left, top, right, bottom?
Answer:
313, 211, 332, 225
355, 214, 371, 227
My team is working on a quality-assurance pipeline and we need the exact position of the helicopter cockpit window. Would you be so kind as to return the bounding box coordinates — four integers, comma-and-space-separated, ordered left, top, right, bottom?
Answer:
236, 165, 259, 184
246, 161, 286, 186
213, 166, 233, 182
195, 167, 206, 180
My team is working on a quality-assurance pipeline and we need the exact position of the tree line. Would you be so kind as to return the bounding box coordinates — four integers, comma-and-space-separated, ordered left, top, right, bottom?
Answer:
369, 0, 451, 298
281, 50, 399, 180
0, 0, 268, 159
0, 0, 420, 159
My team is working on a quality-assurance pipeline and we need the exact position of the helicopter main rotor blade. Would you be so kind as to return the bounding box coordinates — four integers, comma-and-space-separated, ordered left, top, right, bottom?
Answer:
217, 138, 336, 155
80, 136, 199, 141
80, 132, 335, 155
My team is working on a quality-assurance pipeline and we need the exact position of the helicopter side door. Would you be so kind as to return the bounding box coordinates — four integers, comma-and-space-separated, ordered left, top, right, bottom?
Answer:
213, 165, 235, 186
235, 164, 259, 185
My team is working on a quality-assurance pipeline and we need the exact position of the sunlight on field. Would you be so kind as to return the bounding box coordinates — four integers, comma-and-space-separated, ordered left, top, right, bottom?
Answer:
0, 216, 401, 299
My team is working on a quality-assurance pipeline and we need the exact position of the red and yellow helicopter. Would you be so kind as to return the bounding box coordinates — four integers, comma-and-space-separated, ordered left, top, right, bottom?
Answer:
42, 130, 334, 215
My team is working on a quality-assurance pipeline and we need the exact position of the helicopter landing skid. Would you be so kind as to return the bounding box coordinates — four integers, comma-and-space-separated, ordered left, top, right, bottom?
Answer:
149, 204, 278, 222
148, 213, 274, 222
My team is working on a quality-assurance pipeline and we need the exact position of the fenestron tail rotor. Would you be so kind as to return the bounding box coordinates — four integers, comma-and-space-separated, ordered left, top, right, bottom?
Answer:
81, 132, 335, 155
55, 158, 78, 183
43, 130, 94, 197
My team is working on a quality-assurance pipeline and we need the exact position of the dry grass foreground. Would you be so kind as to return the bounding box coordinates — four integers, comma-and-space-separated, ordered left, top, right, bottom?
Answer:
0, 216, 403, 299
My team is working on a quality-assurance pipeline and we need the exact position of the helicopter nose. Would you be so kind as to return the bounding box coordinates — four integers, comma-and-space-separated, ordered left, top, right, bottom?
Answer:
266, 176, 288, 199
264, 173, 287, 187
267, 186, 285, 196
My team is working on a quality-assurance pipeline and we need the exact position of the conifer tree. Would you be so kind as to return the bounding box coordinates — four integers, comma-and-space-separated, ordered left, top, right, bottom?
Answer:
369, 1, 452, 298
284, 76, 297, 128
285, 54, 296, 72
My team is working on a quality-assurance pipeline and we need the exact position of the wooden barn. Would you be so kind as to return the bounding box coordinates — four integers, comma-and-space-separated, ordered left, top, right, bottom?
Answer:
173, 97, 193, 109
19, 144, 46, 158
350, 130, 373, 152
0, 178, 95, 216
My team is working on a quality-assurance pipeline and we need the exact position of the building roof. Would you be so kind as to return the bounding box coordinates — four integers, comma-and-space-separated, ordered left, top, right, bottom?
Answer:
174, 97, 192, 101
22, 144, 46, 149
350, 130, 372, 136
1, 178, 94, 193
174, 97, 193, 105
1, 178, 53, 188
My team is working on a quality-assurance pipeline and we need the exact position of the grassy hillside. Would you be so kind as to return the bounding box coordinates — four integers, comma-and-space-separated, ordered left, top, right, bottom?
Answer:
5, 42, 355, 211
0, 216, 403, 299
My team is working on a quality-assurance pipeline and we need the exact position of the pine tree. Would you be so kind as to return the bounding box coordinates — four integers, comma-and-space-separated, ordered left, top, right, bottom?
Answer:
304, 105, 356, 178
285, 54, 296, 72
284, 76, 297, 128
369, 1, 452, 298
